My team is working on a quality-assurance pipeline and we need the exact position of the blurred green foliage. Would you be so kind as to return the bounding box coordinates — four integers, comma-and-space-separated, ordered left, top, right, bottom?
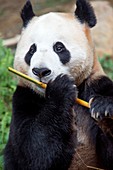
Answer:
0, 40, 113, 170
0, 41, 16, 170
99, 55, 113, 80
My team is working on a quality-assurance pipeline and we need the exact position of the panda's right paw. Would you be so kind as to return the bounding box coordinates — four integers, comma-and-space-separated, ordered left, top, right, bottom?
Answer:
46, 74, 77, 107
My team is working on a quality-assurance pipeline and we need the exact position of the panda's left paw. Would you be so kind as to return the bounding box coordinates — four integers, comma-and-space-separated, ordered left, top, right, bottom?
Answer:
90, 95, 113, 121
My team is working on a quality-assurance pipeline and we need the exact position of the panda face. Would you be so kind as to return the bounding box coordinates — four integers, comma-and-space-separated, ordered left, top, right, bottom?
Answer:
14, 12, 94, 95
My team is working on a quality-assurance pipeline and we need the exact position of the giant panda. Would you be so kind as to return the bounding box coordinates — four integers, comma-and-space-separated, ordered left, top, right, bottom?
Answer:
4, 0, 113, 170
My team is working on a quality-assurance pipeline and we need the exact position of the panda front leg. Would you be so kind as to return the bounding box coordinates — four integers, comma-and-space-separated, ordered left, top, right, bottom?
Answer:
4, 74, 77, 170
42, 74, 77, 170
89, 76, 113, 169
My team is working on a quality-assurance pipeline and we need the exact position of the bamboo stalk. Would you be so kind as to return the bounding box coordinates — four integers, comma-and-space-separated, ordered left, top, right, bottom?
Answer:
8, 67, 90, 108
8, 67, 47, 89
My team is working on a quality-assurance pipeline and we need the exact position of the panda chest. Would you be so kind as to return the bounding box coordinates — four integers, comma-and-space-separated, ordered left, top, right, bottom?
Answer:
70, 106, 99, 169
69, 144, 98, 170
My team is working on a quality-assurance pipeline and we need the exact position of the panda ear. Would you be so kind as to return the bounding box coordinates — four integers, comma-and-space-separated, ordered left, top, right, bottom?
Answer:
21, 0, 35, 27
75, 0, 97, 28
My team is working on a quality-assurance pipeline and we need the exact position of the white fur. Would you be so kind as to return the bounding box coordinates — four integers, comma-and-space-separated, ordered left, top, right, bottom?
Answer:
14, 12, 94, 95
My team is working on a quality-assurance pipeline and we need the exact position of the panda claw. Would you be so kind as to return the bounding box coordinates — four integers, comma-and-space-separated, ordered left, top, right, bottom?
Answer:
96, 112, 100, 119
91, 108, 95, 118
105, 110, 109, 117
89, 97, 94, 108
73, 84, 76, 88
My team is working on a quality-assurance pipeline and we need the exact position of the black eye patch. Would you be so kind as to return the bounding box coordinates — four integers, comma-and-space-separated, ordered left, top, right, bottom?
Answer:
25, 43, 37, 65
53, 42, 71, 64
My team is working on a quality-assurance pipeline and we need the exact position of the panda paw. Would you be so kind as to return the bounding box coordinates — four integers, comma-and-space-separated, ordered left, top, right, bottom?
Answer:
46, 74, 77, 107
90, 95, 113, 121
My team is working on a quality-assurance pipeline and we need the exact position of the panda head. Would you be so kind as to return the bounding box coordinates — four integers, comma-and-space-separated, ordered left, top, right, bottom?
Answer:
14, 0, 96, 95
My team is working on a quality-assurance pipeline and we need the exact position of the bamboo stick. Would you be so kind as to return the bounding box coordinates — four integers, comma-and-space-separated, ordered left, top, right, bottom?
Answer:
8, 67, 90, 108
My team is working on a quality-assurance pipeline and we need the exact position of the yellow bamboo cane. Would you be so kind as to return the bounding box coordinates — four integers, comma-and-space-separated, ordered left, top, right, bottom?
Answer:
8, 67, 90, 108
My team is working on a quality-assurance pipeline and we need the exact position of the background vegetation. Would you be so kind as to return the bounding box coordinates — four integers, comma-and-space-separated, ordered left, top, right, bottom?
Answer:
99, 55, 113, 80
0, 41, 16, 169
0, 41, 113, 169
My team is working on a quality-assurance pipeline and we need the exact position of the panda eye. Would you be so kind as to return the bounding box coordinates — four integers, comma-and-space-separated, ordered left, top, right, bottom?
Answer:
53, 42, 66, 53
25, 43, 37, 65
29, 44, 37, 55
53, 41, 71, 65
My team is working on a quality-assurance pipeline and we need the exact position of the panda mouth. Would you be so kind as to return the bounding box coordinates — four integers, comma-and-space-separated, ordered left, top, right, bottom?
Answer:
40, 80, 47, 85
39, 75, 53, 84
32, 71, 53, 86
39, 78, 49, 85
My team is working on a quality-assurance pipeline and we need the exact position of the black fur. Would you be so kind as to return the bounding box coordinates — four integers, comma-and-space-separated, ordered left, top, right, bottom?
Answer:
75, 0, 97, 28
21, 0, 35, 27
4, 75, 77, 170
53, 42, 71, 64
25, 44, 37, 65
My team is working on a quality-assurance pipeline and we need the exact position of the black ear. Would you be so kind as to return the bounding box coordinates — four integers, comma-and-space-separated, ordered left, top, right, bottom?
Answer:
75, 0, 97, 28
21, 0, 35, 27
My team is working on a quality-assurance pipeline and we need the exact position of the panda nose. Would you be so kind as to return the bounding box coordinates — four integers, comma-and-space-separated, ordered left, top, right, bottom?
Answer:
32, 67, 51, 78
